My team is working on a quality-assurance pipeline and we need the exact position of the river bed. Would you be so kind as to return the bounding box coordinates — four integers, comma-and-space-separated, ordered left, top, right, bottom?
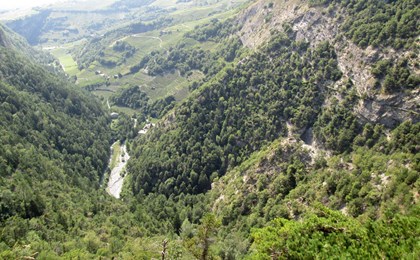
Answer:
106, 142, 130, 199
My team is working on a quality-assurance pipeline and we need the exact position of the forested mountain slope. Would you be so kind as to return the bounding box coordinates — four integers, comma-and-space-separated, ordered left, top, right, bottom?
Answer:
240, 0, 419, 126
0, 23, 111, 183
0, 0, 419, 258
0, 24, 58, 69
124, 0, 419, 258
0, 24, 139, 259
128, 0, 419, 204
0, 20, 112, 250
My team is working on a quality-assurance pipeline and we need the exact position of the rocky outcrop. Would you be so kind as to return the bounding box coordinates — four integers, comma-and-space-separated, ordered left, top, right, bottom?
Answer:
236, 0, 419, 128
355, 90, 420, 127
238, 0, 308, 49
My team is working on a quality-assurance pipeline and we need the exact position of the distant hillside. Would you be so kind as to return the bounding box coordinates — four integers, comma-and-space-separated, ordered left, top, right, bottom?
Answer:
0, 23, 56, 66
5, 10, 51, 45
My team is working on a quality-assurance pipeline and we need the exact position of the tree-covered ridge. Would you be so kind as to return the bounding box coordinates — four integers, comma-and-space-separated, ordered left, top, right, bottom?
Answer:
208, 120, 419, 258
130, 36, 242, 77
0, 42, 124, 257
110, 85, 176, 120
0, 24, 59, 73
214, 121, 419, 221
124, 8, 418, 257
249, 205, 419, 259
0, 47, 110, 182
129, 18, 244, 77
111, 85, 150, 109
0, 24, 211, 258
5, 10, 51, 45
311, 0, 419, 49
185, 18, 242, 42
74, 18, 172, 70
128, 33, 342, 197
0, 35, 186, 259
313, 92, 359, 152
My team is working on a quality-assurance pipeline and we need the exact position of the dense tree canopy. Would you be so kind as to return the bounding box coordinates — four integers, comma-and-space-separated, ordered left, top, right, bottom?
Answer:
128, 34, 342, 197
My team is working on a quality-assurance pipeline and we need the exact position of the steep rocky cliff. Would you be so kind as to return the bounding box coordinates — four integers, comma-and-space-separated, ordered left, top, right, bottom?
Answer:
236, 0, 419, 128
207, 0, 419, 238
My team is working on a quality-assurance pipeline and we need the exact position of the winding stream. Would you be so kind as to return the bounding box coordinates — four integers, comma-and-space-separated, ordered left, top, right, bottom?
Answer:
106, 142, 130, 199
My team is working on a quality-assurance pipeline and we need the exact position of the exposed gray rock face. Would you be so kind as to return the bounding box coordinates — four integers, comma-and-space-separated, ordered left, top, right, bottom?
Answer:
236, 0, 419, 128
355, 90, 420, 127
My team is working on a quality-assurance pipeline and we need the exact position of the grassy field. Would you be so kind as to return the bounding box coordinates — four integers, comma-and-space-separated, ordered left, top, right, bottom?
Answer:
110, 106, 138, 117
51, 48, 79, 75
92, 90, 114, 100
